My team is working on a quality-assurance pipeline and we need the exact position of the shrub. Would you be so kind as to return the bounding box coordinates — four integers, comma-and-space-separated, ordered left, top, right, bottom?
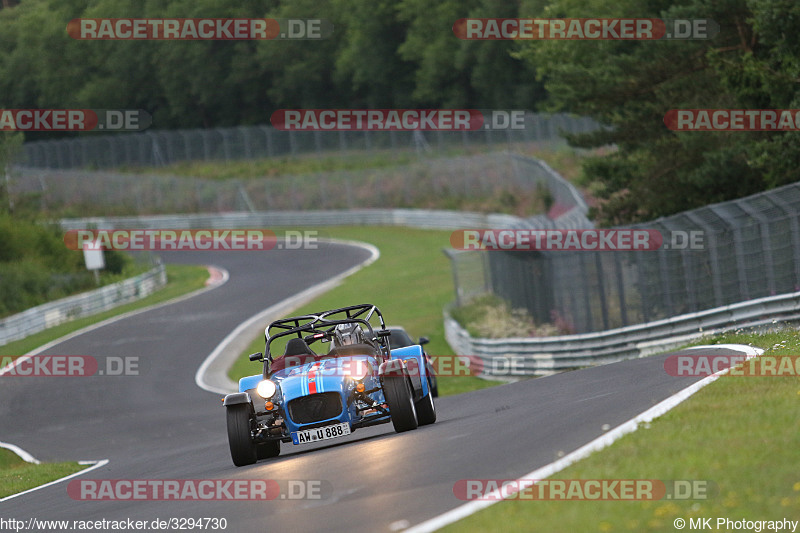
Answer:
451, 294, 571, 338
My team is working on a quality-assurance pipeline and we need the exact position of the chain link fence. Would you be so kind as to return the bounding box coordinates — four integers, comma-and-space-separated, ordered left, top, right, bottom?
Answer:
448, 163, 800, 334
18, 113, 600, 170
11, 151, 591, 216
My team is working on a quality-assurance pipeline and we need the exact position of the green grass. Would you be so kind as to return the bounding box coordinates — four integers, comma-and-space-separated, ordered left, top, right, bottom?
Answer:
0, 449, 87, 499
122, 142, 591, 184
0, 264, 209, 357
444, 329, 800, 532
127, 150, 420, 181
122, 143, 578, 182
228, 226, 497, 397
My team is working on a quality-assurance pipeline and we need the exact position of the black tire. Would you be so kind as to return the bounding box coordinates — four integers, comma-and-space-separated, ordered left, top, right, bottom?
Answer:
383, 375, 418, 432
256, 440, 281, 460
226, 404, 257, 467
415, 391, 436, 426
428, 373, 439, 398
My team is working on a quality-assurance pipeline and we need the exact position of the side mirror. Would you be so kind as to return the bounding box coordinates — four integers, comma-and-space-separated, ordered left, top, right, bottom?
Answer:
419, 337, 430, 345
249, 352, 264, 362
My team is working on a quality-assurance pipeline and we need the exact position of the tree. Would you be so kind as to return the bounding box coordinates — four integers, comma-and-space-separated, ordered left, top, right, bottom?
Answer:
397, 0, 545, 109
333, 0, 415, 108
518, 0, 799, 225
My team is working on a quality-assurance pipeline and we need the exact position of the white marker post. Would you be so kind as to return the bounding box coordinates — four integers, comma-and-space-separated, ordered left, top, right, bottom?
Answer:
82, 239, 105, 285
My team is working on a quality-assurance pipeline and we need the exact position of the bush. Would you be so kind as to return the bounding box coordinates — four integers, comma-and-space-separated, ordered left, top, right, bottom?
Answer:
451, 294, 570, 338
0, 213, 136, 318
102, 249, 129, 275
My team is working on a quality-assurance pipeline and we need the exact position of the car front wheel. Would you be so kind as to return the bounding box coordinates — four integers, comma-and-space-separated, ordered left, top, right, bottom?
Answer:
226, 404, 258, 467
383, 375, 418, 432
415, 391, 436, 426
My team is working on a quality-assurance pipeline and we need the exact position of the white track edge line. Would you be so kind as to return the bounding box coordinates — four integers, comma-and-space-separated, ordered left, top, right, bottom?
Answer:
0, 442, 40, 464
404, 344, 764, 532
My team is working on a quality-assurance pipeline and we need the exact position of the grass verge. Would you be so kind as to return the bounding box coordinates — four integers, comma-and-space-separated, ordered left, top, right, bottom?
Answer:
123, 143, 584, 183
128, 150, 420, 181
0, 449, 86, 500
228, 226, 498, 397
444, 330, 800, 532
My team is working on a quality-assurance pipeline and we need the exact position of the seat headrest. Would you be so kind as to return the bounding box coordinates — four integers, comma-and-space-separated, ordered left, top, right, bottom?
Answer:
327, 343, 378, 358
284, 337, 316, 357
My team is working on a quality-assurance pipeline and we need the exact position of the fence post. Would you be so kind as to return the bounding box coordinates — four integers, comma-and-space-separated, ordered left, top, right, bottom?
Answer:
578, 254, 594, 331
613, 251, 628, 327
594, 253, 610, 330
242, 126, 252, 160
664, 217, 697, 312
685, 211, 724, 306
768, 193, 800, 290
710, 205, 749, 301
737, 200, 777, 295
443, 249, 463, 307
655, 222, 675, 317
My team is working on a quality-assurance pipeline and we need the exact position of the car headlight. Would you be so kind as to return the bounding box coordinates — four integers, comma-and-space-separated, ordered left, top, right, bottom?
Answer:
256, 380, 277, 399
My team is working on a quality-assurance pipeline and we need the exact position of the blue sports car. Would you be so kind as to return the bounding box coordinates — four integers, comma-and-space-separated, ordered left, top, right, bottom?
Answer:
223, 304, 436, 466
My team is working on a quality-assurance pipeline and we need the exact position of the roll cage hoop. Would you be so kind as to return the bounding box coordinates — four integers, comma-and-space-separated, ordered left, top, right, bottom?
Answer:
259, 304, 391, 375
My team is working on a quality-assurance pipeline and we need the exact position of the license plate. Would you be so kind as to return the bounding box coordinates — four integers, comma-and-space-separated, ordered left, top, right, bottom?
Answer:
291, 422, 351, 445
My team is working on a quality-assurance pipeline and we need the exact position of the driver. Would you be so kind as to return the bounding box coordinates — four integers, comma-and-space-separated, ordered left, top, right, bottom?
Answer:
331, 323, 367, 348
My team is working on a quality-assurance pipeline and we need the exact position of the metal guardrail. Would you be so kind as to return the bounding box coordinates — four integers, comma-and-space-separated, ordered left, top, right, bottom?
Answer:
59, 209, 525, 232
444, 290, 800, 377
0, 264, 167, 347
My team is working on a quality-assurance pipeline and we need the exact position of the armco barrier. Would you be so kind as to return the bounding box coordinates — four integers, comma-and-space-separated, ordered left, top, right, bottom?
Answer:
0, 264, 167, 347
444, 290, 800, 377
58, 209, 525, 232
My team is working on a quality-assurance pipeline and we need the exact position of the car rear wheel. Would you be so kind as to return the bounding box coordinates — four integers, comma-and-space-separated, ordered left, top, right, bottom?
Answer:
427, 371, 439, 398
383, 375, 418, 432
227, 405, 257, 467
415, 391, 436, 426
256, 440, 280, 460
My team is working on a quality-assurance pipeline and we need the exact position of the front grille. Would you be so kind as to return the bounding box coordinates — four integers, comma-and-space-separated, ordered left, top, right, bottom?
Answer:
288, 392, 343, 424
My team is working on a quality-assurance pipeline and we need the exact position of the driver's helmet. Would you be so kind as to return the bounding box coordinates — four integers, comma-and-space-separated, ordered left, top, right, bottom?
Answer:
332, 323, 366, 347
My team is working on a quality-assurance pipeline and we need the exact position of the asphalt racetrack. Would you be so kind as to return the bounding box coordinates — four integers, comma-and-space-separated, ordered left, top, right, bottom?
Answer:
0, 244, 743, 531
